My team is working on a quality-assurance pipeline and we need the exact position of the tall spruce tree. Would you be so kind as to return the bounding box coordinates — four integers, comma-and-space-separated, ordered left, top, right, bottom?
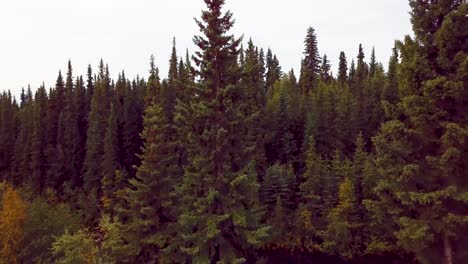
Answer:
73, 76, 88, 189
136, 51, 181, 260
240, 39, 268, 179
369, 48, 377, 78
145, 55, 161, 105
61, 61, 82, 193
86, 65, 94, 101
176, 1, 268, 262
323, 178, 360, 259
348, 59, 356, 87
306, 81, 338, 158
265, 48, 281, 96
335, 84, 357, 155
299, 27, 321, 95
352, 44, 372, 140
123, 65, 183, 261
320, 54, 332, 83
12, 87, 34, 186
82, 60, 111, 220
338, 51, 348, 85
101, 102, 120, 215
122, 77, 144, 177
372, 1, 468, 263
261, 163, 297, 247
382, 44, 399, 106
44, 73, 65, 190
297, 137, 328, 248
0, 92, 17, 180
29, 86, 48, 194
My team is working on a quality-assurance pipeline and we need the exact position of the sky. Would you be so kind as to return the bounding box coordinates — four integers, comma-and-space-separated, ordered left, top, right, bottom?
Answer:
0, 0, 413, 97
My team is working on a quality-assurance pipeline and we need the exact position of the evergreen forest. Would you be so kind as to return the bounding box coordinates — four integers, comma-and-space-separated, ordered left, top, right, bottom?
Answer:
0, 0, 467, 263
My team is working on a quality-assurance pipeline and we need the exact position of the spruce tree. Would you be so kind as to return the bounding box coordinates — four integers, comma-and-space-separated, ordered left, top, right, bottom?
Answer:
240, 39, 268, 179
320, 54, 332, 83
176, 1, 268, 262
47, 72, 65, 147
299, 27, 321, 95
326, 151, 349, 211
12, 86, 34, 186
337, 51, 348, 85
372, 1, 468, 263
261, 164, 297, 248
272, 76, 296, 164
265, 48, 281, 95
261, 163, 296, 223
44, 73, 65, 189
297, 137, 328, 247
101, 102, 120, 215
369, 47, 377, 78
61, 61, 81, 193
122, 77, 144, 177
0, 92, 17, 180
82, 60, 111, 220
73, 76, 88, 189
355, 44, 367, 86
306, 82, 338, 158
145, 55, 161, 105
382, 44, 399, 106
365, 60, 386, 142
30, 86, 48, 194
352, 44, 372, 140
86, 65, 94, 102
350, 132, 368, 246
348, 59, 356, 87
323, 178, 360, 259
335, 84, 356, 155
123, 78, 183, 261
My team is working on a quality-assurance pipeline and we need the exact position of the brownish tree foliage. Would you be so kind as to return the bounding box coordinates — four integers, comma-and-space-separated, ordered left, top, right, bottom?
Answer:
0, 184, 27, 264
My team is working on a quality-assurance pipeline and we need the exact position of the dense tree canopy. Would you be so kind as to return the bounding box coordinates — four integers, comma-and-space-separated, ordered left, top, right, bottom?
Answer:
0, 0, 466, 263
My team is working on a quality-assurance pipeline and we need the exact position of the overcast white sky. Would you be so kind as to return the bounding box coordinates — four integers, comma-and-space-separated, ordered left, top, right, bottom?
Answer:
0, 0, 412, 96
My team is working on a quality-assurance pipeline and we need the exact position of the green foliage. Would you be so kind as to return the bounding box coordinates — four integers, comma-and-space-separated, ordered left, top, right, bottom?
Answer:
323, 178, 360, 259
52, 229, 97, 264
306, 82, 338, 157
320, 54, 332, 83
262, 164, 296, 217
296, 137, 328, 249
0, 92, 17, 180
12, 87, 34, 186
370, 2, 468, 263
175, 1, 269, 262
337, 51, 348, 85
382, 44, 399, 106
122, 72, 182, 262
83, 61, 111, 193
99, 215, 132, 263
299, 27, 321, 94
0, 1, 465, 263
21, 194, 81, 263
30, 86, 48, 193
266, 74, 302, 164
52, 215, 129, 264
265, 49, 281, 95
101, 102, 120, 215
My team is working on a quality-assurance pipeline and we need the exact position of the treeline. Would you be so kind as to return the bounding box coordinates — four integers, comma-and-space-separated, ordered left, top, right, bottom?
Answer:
0, 0, 467, 263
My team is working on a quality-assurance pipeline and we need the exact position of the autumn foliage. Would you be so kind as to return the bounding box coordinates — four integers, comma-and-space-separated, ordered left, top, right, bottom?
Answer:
0, 184, 27, 264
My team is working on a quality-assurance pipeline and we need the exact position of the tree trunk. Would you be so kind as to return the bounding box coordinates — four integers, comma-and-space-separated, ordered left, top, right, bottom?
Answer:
443, 232, 453, 264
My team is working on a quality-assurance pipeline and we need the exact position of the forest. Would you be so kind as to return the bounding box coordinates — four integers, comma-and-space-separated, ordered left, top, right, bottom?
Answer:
0, 0, 466, 263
